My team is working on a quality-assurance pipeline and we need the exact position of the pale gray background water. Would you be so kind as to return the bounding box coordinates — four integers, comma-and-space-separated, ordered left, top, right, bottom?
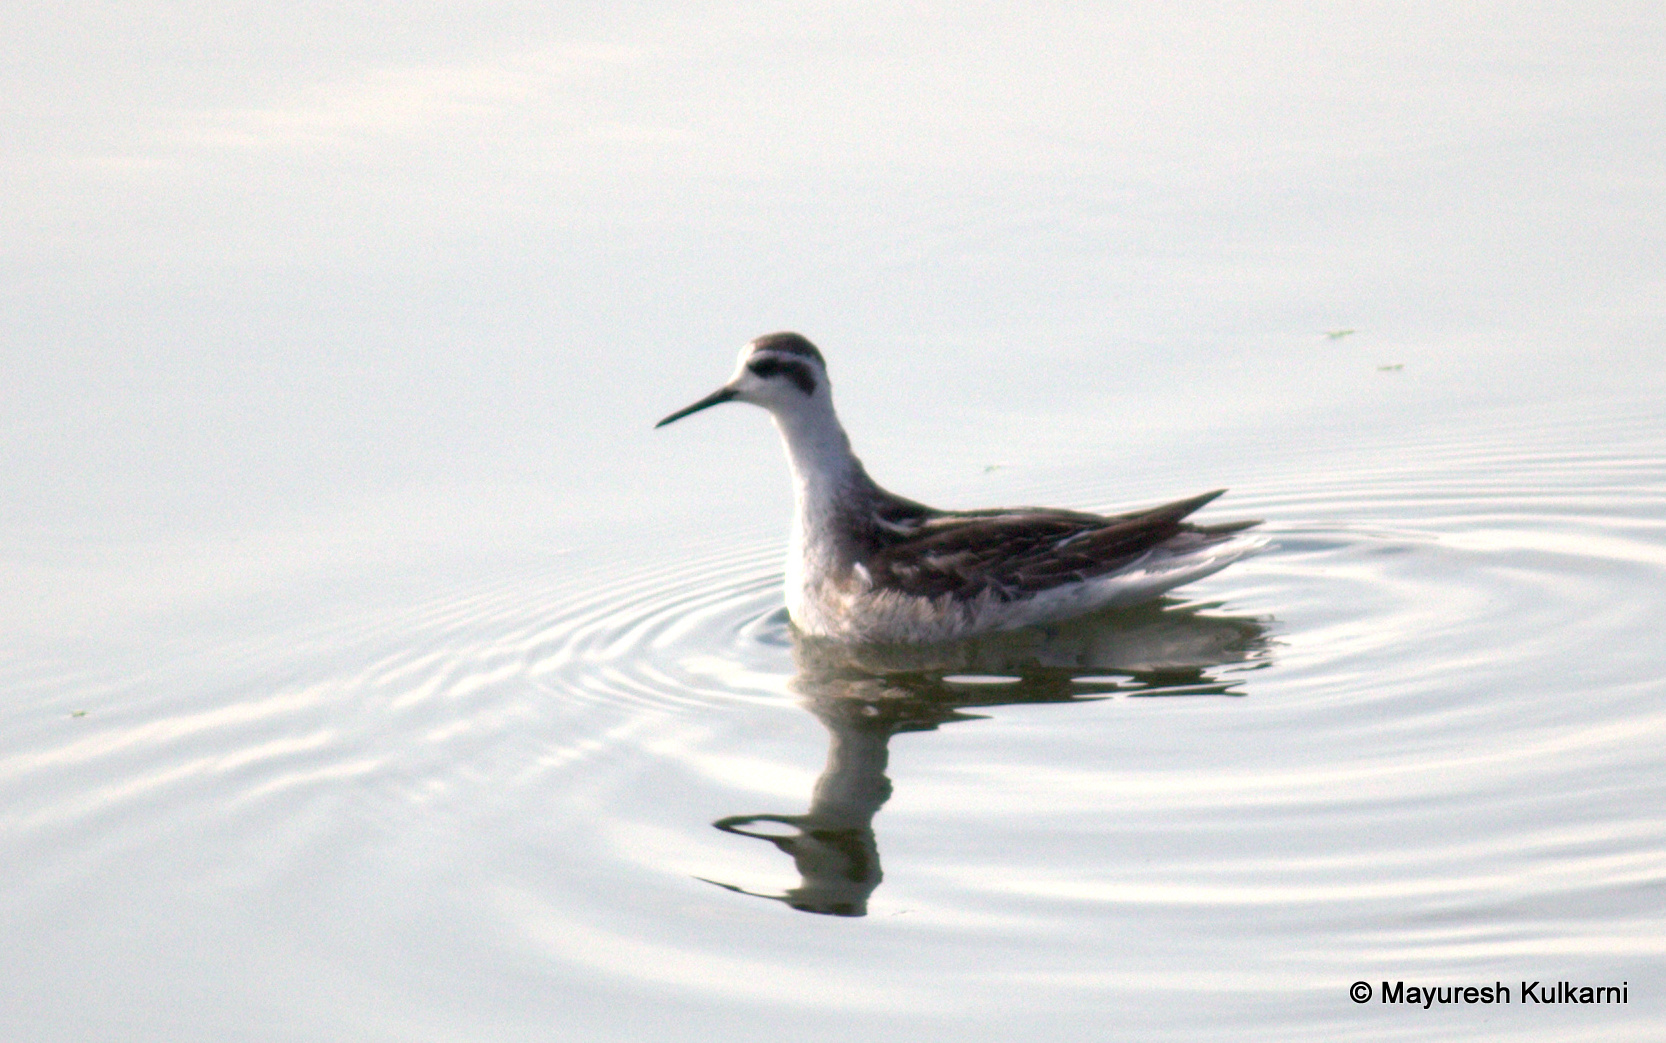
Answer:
4, 4, 1664, 1041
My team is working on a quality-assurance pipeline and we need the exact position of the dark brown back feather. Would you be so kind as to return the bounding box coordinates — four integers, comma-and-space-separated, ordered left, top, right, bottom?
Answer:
861, 489, 1252, 602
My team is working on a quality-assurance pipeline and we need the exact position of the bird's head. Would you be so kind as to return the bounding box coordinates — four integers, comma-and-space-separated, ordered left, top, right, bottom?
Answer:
656, 332, 830, 428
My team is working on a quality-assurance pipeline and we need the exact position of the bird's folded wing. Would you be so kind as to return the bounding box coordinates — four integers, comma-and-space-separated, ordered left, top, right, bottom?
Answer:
865, 491, 1234, 601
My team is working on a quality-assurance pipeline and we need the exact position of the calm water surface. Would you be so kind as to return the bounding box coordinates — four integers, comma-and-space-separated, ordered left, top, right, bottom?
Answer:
5, 5, 1665, 1041
5, 380, 1663, 1041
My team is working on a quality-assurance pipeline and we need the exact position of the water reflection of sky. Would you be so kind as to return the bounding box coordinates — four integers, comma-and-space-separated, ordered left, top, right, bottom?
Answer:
4, 7, 1666, 1042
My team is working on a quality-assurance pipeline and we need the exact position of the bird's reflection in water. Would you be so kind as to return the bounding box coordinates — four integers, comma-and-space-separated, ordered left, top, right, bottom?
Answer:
702, 599, 1271, 916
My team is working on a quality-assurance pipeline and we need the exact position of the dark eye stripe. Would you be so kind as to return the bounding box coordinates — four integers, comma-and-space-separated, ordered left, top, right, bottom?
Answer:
747, 356, 817, 395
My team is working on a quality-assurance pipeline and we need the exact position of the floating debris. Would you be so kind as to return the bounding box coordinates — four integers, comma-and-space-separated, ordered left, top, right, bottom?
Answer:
70, 710, 88, 718
1378, 364, 1404, 372
1325, 329, 1356, 340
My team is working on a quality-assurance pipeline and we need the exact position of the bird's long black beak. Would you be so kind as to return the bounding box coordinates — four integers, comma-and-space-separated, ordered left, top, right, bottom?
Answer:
693, 876, 790, 904
655, 386, 738, 428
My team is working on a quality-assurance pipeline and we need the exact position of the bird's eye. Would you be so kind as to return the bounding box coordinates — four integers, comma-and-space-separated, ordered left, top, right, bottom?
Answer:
747, 357, 781, 379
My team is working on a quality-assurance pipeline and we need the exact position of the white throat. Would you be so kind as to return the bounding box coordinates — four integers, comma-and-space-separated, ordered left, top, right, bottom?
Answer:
770, 395, 862, 508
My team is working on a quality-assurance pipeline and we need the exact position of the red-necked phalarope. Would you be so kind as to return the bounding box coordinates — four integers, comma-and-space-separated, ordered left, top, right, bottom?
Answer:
657, 332, 1265, 643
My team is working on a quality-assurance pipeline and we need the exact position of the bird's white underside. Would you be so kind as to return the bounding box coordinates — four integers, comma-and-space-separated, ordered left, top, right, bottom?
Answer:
789, 532, 1267, 643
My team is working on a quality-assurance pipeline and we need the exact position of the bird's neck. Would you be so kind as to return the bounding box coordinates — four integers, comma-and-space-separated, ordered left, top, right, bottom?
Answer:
770, 398, 877, 568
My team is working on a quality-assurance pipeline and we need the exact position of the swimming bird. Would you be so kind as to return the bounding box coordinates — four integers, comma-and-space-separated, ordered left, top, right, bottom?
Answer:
656, 332, 1263, 643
